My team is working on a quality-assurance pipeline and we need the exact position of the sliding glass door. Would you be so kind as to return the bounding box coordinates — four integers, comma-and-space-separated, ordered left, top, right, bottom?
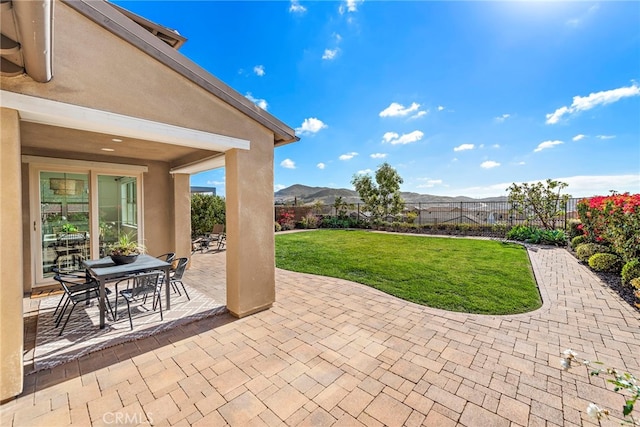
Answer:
34, 166, 142, 286
97, 175, 138, 258
40, 172, 90, 278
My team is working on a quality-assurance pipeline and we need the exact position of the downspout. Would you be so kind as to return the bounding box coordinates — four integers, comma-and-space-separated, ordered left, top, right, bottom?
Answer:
12, 0, 53, 82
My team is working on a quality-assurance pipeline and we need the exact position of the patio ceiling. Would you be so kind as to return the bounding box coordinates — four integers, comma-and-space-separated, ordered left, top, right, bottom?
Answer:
19, 122, 220, 165
4, 91, 244, 171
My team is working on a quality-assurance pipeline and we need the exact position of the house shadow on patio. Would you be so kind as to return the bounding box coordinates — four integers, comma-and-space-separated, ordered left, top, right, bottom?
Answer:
24, 251, 228, 374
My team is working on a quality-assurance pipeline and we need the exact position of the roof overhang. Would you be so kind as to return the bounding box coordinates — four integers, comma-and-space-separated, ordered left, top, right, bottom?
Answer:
64, 0, 298, 146
1, 91, 250, 153
170, 154, 225, 174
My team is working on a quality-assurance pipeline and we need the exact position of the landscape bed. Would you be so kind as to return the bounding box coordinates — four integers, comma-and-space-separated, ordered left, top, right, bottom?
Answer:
275, 230, 541, 315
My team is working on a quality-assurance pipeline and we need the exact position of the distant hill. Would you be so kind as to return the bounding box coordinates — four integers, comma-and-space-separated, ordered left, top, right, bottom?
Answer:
275, 184, 507, 206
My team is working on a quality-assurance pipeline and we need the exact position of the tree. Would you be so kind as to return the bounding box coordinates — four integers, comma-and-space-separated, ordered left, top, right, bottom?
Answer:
351, 162, 404, 221
332, 196, 353, 218
191, 194, 226, 237
507, 179, 571, 230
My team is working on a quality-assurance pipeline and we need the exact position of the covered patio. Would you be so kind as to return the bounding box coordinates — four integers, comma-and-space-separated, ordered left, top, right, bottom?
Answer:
1, 0, 297, 401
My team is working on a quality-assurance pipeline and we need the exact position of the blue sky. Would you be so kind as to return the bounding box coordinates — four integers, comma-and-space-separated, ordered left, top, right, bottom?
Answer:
115, 1, 640, 198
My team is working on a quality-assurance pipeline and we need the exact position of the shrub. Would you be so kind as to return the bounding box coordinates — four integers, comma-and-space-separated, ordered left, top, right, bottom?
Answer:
630, 277, 640, 309
621, 259, 640, 285
277, 211, 296, 231
320, 216, 359, 229
191, 194, 226, 237
571, 235, 586, 249
299, 213, 319, 229
567, 219, 583, 239
577, 193, 640, 262
575, 243, 611, 263
274, 221, 282, 232
507, 225, 567, 246
588, 253, 622, 272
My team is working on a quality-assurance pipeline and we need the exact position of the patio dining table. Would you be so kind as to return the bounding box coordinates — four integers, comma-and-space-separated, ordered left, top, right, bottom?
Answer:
83, 254, 171, 329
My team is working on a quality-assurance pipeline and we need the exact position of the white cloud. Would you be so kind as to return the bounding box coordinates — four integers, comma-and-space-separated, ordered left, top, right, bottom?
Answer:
417, 179, 443, 188
546, 83, 640, 124
289, 0, 306, 13
495, 113, 511, 123
339, 152, 358, 161
596, 135, 616, 140
280, 159, 296, 169
322, 48, 339, 60
453, 143, 475, 152
356, 169, 372, 175
382, 130, 424, 145
206, 180, 225, 186
274, 184, 286, 191
253, 65, 265, 76
573, 134, 586, 141
339, 0, 361, 14
437, 105, 445, 111
558, 174, 640, 197
480, 160, 500, 169
382, 132, 399, 143
245, 92, 268, 110
517, 161, 526, 165
296, 117, 327, 135
447, 175, 639, 199
410, 111, 428, 120
370, 153, 387, 159
492, 144, 500, 149
379, 102, 421, 118
317, 162, 326, 170
534, 140, 564, 152
566, 4, 599, 27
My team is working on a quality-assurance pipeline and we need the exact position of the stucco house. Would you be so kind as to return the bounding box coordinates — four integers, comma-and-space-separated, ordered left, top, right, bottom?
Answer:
0, 0, 297, 400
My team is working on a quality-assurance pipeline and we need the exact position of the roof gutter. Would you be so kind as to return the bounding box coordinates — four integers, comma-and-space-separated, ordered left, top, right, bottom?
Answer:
12, 0, 53, 82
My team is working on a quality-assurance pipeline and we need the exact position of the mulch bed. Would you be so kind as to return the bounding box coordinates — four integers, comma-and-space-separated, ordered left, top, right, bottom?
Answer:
590, 270, 639, 312
567, 248, 639, 313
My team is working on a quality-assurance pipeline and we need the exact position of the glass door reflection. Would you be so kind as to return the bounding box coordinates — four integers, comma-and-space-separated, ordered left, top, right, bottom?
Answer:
40, 172, 90, 278
98, 175, 139, 257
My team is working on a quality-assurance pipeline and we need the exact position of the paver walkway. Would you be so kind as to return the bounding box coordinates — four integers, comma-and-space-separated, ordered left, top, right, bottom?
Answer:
1, 245, 639, 426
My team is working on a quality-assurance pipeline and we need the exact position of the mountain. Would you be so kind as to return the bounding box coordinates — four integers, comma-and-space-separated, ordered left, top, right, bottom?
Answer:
274, 184, 507, 205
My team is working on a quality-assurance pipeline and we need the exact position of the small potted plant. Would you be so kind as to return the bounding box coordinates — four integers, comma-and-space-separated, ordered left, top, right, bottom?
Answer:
108, 233, 146, 265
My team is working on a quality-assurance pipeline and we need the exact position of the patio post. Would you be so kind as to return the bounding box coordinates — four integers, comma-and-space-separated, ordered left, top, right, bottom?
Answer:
224, 134, 276, 318
0, 108, 25, 400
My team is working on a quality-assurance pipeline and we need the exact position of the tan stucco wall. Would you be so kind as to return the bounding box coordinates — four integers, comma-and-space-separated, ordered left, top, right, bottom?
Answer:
172, 174, 192, 259
226, 127, 276, 318
1, 108, 25, 400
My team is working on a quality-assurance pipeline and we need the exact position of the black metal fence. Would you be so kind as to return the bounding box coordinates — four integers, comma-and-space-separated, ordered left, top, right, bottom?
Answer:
276, 198, 582, 231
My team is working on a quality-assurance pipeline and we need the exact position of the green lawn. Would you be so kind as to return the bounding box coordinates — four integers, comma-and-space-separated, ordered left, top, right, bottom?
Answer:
275, 230, 541, 315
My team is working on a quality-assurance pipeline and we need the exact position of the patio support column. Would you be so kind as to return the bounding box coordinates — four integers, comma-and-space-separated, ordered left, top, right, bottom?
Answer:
172, 173, 191, 258
0, 108, 24, 400
225, 136, 275, 318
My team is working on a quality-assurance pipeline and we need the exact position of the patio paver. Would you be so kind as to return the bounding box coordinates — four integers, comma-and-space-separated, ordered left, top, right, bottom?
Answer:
1, 243, 639, 426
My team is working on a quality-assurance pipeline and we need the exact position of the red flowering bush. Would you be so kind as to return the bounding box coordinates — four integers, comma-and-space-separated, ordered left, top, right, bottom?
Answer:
577, 193, 640, 262
277, 210, 296, 231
